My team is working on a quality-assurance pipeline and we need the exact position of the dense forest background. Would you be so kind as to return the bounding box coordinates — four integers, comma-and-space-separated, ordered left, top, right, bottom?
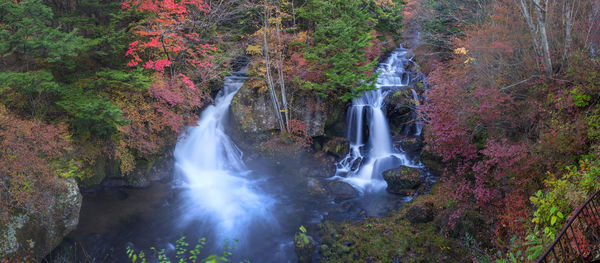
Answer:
2, 0, 600, 262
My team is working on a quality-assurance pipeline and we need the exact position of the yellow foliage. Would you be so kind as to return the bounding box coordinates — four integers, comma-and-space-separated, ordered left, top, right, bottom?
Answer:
375, 0, 395, 6
454, 47, 468, 55
268, 16, 282, 25
295, 31, 308, 43
246, 45, 263, 56
116, 141, 135, 175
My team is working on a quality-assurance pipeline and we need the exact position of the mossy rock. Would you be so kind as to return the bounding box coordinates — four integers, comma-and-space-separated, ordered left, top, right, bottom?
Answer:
1, 177, 82, 260
294, 231, 316, 263
419, 145, 444, 175
406, 201, 435, 224
323, 137, 350, 158
382, 166, 421, 195
316, 183, 472, 262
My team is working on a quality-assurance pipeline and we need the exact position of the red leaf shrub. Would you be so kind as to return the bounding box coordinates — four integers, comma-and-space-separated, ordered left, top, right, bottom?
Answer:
0, 106, 73, 221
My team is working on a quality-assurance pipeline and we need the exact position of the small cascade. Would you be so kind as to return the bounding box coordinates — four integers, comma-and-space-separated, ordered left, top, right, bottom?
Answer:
411, 88, 423, 136
174, 72, 273, 241
336, 47, 421, 192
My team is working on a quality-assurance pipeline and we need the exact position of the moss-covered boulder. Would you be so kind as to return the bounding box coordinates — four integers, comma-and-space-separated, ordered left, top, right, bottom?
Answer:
323, 137, 350, 158
294, 230, 316, 263
317, 185, 470, 263
406, 201, 435, 224
0, 177, 82, 260
382, 166, 421, 195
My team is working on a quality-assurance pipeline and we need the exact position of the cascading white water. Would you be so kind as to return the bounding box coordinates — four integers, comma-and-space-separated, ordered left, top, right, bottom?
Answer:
411, 88, 423, 136
336, 47, 421, 192
174, 73, 273, 242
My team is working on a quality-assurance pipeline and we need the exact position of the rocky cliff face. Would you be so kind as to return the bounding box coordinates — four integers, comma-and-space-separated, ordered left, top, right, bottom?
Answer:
0, 177, 82, 260
231, 84, 329, 137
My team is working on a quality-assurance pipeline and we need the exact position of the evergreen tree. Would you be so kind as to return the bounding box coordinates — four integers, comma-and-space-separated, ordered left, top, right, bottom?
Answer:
298, 0, 379, 101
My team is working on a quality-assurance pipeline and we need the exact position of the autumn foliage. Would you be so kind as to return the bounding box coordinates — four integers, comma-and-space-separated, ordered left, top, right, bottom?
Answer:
122, 0, 217, 89
0, 106, 73, 222
420, 0, 600, 257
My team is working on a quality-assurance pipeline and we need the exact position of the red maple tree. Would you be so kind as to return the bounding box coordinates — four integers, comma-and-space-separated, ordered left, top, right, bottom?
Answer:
122, 0, 217, 89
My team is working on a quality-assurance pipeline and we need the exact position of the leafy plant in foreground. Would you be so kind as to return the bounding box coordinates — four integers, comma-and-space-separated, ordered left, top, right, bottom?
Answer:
126, 236, 233, 263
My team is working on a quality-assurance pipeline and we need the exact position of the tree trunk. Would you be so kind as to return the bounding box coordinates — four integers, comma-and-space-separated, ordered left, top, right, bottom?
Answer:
262, 0, 285, 131
275, 5, 290, 132
561, 0, 575, 68
532, 0, 552, 76
591, 0, 600, 59
515, 0, 542, 68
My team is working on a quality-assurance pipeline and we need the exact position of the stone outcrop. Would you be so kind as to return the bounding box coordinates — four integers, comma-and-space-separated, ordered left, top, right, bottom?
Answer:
231, 84, 328, 137
0, 177, 82, 260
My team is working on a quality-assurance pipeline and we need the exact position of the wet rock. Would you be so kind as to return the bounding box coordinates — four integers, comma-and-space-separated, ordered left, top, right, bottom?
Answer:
406, 201, 435, 224
1, 177, 82, 260
328, 181, 358, 201
307, 151, 336, 178
350, 157, 364, 171
386, 89, 414, 136
294, 231, 316, 263
323, 137, 350, 158
396, 137, 423, 156
307, 179, 327, 198
383, 166, 421, 194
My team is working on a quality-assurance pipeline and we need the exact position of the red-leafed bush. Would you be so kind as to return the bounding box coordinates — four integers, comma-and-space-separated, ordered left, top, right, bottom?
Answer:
0, 106, 74, 222
115, 74, 208, 159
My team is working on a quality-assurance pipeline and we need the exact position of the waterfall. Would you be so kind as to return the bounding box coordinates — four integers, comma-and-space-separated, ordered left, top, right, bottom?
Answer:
411, 88, 423, 136
174, 72, 273, 242
336, 47, 420, 192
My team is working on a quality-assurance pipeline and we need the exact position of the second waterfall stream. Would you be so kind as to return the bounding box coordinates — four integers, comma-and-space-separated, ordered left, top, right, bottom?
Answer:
336, 46, 422, 192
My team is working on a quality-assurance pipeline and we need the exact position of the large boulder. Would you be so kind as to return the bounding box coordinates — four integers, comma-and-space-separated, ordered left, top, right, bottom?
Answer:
307, 178, 327, 198
328, 181, 358, 201
406, 201, 435, 224
382, 166, 421, 195
0, 177, 82, 260
231, 83, 328, 137
230, 83, 280, 134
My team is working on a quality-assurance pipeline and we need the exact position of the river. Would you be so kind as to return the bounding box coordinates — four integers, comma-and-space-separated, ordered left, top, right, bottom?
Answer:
54, 47, 428, 263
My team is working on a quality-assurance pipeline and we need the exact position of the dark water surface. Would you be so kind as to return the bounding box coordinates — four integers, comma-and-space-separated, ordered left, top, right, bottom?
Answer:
61, 158, 415, 263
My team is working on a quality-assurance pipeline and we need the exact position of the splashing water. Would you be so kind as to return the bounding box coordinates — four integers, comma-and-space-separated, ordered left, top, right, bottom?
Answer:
174, 73, 274, 242
336, 47, 421, 192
